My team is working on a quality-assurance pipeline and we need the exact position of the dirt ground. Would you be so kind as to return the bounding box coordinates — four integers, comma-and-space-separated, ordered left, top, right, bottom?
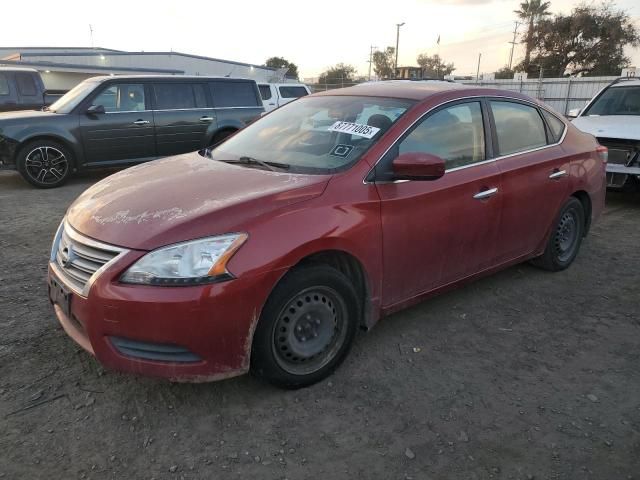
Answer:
0, 169, 639, 480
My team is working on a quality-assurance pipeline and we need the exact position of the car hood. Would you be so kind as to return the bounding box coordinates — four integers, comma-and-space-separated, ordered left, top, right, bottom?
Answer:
572, 115, 640, 141
0, 109, 57, 123
66, 153, 330, 250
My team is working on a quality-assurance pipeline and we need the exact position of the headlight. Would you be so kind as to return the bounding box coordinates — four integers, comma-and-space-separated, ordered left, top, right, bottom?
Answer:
120, 233, 247, 286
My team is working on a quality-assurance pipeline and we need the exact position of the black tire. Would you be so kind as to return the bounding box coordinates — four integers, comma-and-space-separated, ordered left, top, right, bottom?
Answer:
250, 265, 359, 389
531, 197, 585, 271
17, 139, 73, 188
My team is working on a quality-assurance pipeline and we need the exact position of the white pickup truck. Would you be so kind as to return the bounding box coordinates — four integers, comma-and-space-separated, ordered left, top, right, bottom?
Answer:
570, 77, 640, 191
257, 83, 311, 113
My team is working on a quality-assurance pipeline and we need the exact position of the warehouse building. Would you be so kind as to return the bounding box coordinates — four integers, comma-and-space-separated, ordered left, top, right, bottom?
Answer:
0, 47, 285, 91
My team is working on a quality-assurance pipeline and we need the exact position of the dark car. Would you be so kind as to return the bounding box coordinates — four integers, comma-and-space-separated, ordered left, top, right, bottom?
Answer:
0, 67, 66, 113
49, 82, 606, 388
0, 75, 264, 188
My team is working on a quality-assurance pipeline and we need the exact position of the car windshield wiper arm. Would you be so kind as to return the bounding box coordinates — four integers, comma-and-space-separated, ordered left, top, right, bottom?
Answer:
219, 156, 290, 172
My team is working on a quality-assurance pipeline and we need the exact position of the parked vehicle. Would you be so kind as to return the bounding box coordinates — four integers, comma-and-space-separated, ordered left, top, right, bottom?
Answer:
0, 67, 65, 112
48, 82, 606, 388
569, 77, 640, 191
258, 82, 311, 112
0, 75, 264, 188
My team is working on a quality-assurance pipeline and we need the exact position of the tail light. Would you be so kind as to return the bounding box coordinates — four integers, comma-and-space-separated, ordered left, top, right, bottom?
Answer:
596, 145, 608, 164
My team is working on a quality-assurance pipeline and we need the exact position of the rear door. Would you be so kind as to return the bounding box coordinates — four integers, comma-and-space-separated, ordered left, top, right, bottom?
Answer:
489, 99, 570, 262
0, 72, 18, 111
152, 82, 216, 156
79, 82, 156, 165
375, 100, 503, 306
210, 80, 263, 127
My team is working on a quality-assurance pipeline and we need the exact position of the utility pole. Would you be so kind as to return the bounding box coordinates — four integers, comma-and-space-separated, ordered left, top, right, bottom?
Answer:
89, 24, 94, 48
476, 53, 482, 83
395, 22, 405, 77
368, 45, 378, 81
508, 21, 520, 70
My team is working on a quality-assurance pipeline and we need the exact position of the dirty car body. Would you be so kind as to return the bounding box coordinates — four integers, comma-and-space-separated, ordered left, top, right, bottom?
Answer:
48, 82, 606, 387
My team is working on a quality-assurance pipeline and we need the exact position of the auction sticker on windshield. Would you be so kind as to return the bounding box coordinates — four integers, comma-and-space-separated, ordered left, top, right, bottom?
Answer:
328, 121, 380, 139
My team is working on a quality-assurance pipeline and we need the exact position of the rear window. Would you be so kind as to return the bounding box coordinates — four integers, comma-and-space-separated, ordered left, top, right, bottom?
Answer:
490, 101, 547, 155
210, 81, 260, 108
279, 86, 308, 99
153, 83, 197, 110
0, 74, 9, 95
16, 73, 37, 96
541, 110, 565, 143
258, 84, 272, 100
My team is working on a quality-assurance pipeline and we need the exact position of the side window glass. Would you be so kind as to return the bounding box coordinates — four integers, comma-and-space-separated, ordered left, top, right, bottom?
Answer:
16, 73, 37, 96
193, 84, 208, 108
93, 84, 146, 112
0, 74, 9, 95
210, 81, 259, 107
278, 86, 309, 99
491, 101, 547, 155
541, 110, 565, 143
153, 83, 196, 110
258, 85, 272, 100
399, 101, 485, 169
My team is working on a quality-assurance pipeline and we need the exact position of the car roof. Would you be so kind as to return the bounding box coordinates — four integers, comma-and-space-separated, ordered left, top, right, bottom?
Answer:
87, 75, 257, 83
610, 78, 640, 87
314, 80, 528, 103
0, 66, 39, 73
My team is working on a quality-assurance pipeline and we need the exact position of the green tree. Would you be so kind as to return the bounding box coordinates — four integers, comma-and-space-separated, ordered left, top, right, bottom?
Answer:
372, 47, 395, 79
318, 63, 357, 86
416, 54, 455, 79
495, 66, 515, 79
515, 0, 552, 69
520, 4, 640, 76
264, 56, 299, 79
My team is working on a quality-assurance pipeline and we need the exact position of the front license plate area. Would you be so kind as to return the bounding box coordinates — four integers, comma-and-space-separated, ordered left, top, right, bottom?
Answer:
49, 277, 71, 318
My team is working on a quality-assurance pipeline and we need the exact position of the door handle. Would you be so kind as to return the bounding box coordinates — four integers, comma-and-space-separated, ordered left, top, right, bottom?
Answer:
133, 120, 150, 125
549, 169, 568, 179
200, 116, 214, 122
268, 103, 275, 105
473, 187, 498, 200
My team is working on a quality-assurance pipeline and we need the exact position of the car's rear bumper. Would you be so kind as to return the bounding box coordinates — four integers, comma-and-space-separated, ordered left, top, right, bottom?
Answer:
606, 164, 640, 175
48, 261, 283, 382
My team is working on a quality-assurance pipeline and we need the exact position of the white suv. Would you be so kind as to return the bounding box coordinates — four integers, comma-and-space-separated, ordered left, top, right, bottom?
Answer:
258, 83, 311, 113
571, 77, 640, 190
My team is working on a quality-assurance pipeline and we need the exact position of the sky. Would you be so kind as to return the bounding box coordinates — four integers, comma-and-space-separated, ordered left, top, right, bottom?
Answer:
2, 0, 639, 79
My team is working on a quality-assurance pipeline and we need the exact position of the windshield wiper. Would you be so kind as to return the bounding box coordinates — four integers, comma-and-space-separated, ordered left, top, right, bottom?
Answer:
219, 156, 290, 172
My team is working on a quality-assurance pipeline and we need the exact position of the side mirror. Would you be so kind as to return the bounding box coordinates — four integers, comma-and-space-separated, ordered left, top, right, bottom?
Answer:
392, 152, 445, 181
86, 104, 105, 115
567, 107, 581, 119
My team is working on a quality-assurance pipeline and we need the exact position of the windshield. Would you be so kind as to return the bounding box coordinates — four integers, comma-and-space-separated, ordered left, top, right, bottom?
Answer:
207, 95, 415, 174
583, 85, 640, 116
48, 79, 100, 113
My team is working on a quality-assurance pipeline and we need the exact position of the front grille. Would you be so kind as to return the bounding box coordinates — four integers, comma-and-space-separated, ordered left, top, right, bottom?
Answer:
597, 138, 639, 166
54, 224, 125, 296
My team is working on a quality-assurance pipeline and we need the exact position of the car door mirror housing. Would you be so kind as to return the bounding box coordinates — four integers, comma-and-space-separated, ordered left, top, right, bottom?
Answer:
567, 107, 581, 118
86, 104, 105, 115
392, 152, 445, 181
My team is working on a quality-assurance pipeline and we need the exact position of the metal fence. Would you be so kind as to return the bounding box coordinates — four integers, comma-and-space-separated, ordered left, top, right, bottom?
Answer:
458, 76, 618, 115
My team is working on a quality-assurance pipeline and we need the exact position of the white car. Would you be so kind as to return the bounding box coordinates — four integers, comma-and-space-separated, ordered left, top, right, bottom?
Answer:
258, 83, 311, 112
570, 77, 640, 190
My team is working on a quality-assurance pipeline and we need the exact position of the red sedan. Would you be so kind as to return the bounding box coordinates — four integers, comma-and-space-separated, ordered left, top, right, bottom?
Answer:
48, 82, 606, 388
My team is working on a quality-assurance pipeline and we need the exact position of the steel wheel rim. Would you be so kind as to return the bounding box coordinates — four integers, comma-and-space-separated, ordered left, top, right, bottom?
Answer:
272, 286, 348, 375
554, 209, 579, 262
24, 146, 68, 185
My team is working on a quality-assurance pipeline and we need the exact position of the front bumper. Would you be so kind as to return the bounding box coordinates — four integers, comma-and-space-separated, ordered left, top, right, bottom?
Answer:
48, 255, 283, 382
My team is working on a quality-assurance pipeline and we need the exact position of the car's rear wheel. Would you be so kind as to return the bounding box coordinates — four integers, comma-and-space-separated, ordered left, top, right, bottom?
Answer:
531, 197, 585, 271
250, 265, 359, 389
17, 140, 73, 188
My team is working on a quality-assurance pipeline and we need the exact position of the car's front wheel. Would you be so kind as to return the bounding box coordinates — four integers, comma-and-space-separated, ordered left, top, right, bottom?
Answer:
531, 197, 585, 271
17, 140, 73, 188
250, 265, 359, 389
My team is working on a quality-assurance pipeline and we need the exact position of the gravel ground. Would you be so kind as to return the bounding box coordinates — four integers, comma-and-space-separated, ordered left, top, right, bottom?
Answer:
1, 169, 639, 480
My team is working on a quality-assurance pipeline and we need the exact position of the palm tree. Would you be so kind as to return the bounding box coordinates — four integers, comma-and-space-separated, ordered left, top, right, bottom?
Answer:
515, 0, 552, 69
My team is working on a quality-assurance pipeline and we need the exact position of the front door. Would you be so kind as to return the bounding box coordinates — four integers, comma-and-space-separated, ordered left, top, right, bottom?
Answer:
79, 82, 156, 165
152, 82, 216, 156
374, 100, 503, 307
258, 84, 277, 112
488, 100, 571, 263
